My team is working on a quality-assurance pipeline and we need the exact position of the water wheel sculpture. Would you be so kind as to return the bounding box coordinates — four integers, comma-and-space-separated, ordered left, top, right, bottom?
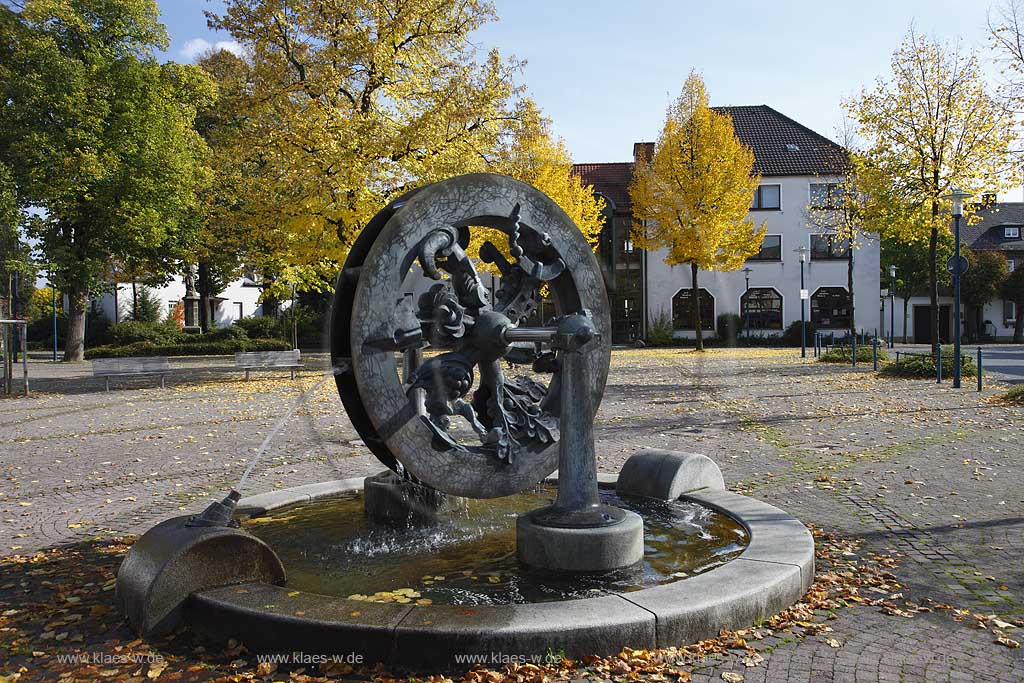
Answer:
332, 173, 642, 570
331, 173, 613, 500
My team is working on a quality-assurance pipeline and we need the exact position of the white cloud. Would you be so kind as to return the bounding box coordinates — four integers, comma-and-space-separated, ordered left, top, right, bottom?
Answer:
180, 38, 245, 61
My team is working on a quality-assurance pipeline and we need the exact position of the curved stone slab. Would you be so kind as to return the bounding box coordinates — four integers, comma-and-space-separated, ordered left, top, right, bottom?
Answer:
617, 449, 725, 500
116, 516, 286, 637
200, 474, 814, 665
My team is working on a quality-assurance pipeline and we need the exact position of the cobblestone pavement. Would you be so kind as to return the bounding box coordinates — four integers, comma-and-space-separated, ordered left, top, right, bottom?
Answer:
1, 349, 1023, 681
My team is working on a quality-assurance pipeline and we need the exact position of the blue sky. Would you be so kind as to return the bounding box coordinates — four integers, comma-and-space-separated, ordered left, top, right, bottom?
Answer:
158, 0, 1010, 185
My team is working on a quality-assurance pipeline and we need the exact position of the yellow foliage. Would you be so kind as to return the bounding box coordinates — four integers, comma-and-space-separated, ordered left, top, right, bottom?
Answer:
207, 3, 602, 295
844, 29, 1019, 240
209, 0, 521, 277
628, 72, 765, 272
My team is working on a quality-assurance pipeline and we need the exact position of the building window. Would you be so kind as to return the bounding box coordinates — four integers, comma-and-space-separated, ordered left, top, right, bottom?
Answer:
1005, 226, 1021, 239
235, 302, 244, 319
741, 288, 783, 330
809, 183, 844, 210
1005, 300, 1017, 325
810, 234, 850, 260
1009, 259, 1016, 272
672, 288, 715, 330
748, 234, 782, 261
751, 185, 781, 210
811, 287, 851, 329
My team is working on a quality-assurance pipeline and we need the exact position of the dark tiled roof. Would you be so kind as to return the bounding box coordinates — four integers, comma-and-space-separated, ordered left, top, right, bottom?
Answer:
572, 105, 849, 209
714, 105, 849, 176
963, 202, 1024, 252
572, 162, 635, 210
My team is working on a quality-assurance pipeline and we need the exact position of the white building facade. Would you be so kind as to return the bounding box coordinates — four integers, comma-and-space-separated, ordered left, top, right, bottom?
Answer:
95, 275, 265, 328
576, 106, 880, 342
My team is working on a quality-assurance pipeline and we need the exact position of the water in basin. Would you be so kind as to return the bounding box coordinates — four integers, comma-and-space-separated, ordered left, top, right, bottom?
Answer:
243, 485, 748, 605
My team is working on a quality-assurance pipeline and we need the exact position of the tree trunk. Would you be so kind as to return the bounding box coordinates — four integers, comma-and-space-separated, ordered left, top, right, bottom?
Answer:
902, 297, 909, 344
1015, 300, 1023, 343
928, 180, 942, 351
928, 222, 939, 351
131, 278, 138, 321
847, 250, 855, 339
198, 261, 211, 333
64, 286, 88, 362
691, 263, 703, 351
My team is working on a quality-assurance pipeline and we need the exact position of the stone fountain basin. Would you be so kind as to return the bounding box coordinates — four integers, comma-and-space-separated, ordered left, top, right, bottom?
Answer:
183, 474, 813, 668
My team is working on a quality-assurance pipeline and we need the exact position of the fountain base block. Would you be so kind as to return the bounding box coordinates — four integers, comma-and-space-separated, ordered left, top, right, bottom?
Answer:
364, 470, 467, 525
115, 515, 286, 637
516, 508, 644, 572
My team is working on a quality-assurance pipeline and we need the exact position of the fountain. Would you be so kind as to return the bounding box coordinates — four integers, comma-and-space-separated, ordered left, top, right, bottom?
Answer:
116, 174, 814, 667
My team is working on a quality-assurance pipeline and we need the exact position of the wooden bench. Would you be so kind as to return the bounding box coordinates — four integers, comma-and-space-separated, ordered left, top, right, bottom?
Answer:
235, 349, 302, 380
92, 357, 171, 392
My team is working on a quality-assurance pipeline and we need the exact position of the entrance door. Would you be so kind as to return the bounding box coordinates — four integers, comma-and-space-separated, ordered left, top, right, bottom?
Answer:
912, 305, 952, 344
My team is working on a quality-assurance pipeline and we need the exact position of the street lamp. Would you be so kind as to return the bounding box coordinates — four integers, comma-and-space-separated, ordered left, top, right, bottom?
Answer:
888, 264, 896, 349
942, 188, 972, 388
742, 267, 752, 339
796, 246, 808, 358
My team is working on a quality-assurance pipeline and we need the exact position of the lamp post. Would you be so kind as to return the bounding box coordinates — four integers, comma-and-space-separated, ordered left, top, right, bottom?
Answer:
942, 188, 972, 389
742, 267, 752, 339
888, 264, 896, 349
796, 246, 808, 358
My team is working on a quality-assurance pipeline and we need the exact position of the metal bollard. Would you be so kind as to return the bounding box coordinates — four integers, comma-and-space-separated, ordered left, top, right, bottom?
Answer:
852, 334, 857, 367
977, 347, 983, 392
873, 338, 878, 371
937, 345, 942, 383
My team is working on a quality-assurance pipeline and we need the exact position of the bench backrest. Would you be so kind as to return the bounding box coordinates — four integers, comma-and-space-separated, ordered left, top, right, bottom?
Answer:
92, 356, 171, 376
234, 349, 301, 368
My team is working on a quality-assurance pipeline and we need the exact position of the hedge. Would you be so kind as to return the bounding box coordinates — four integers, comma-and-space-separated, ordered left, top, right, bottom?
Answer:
878, 347, 977, 379
1001, 385, 1024, 404
85, 338, 292, 359
818, 345, 889, 363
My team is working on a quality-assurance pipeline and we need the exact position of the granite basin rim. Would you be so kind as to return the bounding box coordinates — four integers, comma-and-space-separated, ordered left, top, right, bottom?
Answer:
196, 475, 814, 665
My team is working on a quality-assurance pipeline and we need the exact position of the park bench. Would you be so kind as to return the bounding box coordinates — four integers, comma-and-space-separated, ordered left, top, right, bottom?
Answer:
234, 349, 302, 380
92, 356, 171, 392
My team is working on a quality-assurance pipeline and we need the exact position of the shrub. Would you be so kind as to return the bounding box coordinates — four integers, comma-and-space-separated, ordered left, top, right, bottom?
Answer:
646, 310, 676, 347
879, 346, 977, 379
234, 316, 286, 340
118, 286, 163, 323
105, 320, 183, 346
819, 344, 889, 363
193, 325, 248, 343
716, 313, 742, 346
85, 338, 291, 359
1001, 385, 1024, 404
781, 320, 817, 346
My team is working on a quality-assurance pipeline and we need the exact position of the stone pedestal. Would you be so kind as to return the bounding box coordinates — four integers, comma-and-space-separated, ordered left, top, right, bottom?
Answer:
363, 470, 466, 526
516, 508, 644, 572
516, 314, 643, 572
182, 294, 201, 333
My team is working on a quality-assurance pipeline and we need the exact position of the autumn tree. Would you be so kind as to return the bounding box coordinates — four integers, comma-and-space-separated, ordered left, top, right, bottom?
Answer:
191, 48, 254, 331
846, 28, 1018, 351
880, 229, 953, 343
629, 72, 765, 350
207, 0, 524, 293
961, 248, 1009, 341
0, 0, 214, 360
1002, 267, 1024, 342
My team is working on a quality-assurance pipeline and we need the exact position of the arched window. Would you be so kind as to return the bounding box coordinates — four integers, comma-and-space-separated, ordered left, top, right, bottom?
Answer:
741, 288, 783, 330
811, 287, 851, 329
672, 288, 715, 330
